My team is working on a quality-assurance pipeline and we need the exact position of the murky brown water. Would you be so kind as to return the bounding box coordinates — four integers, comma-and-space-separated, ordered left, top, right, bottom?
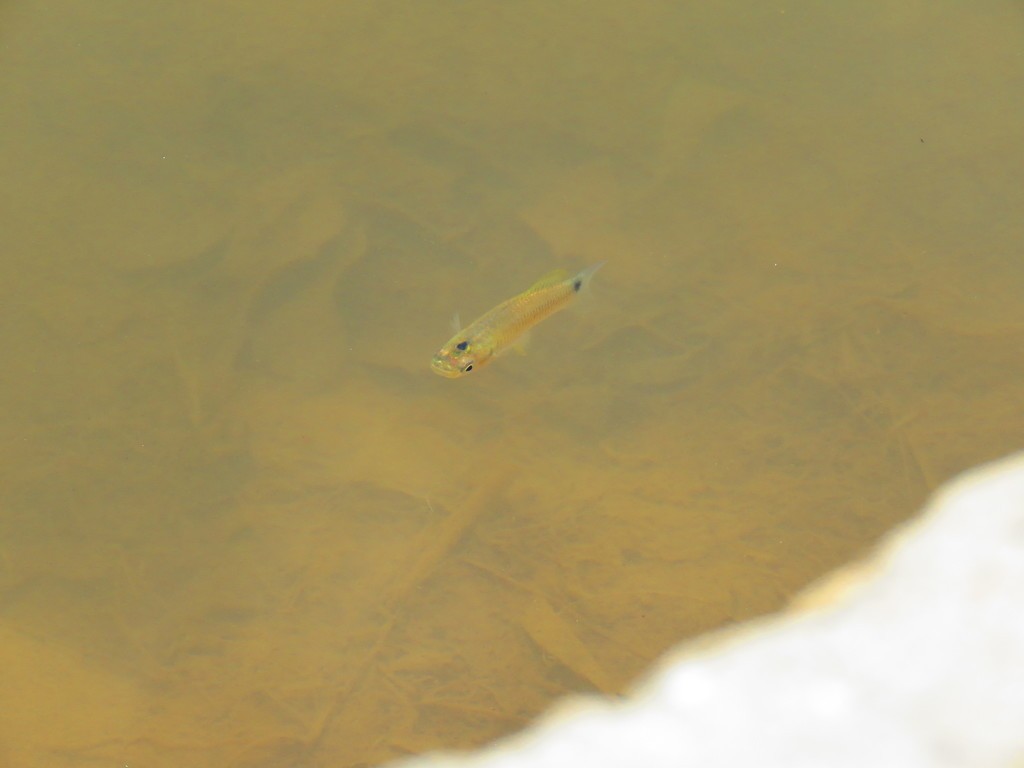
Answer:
2, 1, 1022, 766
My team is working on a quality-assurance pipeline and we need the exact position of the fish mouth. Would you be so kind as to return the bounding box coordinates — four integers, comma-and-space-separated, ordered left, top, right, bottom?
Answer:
430, 354, 462, 378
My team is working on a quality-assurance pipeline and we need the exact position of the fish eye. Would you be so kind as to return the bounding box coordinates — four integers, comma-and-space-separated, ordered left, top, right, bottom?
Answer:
463, 364, 473, 373
456, 340, 469, 351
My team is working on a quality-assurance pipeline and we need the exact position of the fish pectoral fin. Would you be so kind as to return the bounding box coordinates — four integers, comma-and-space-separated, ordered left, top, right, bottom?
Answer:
449, 312, 462, 334
511, 332, 532, 356
528, 268, 570, 291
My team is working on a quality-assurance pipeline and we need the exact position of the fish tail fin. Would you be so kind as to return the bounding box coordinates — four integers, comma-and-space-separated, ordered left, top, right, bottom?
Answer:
571, 261, 605, 296
563, 261, 604, 318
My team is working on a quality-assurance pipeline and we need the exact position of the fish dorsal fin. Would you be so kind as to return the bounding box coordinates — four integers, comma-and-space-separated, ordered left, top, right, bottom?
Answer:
528, 268, 570, 292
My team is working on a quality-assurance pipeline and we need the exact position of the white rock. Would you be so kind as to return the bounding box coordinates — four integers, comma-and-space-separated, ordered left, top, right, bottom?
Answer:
390, 452, 1024, 768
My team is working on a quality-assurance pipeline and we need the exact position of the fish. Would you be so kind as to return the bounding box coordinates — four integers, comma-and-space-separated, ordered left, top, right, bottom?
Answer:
431, 263, 604, 378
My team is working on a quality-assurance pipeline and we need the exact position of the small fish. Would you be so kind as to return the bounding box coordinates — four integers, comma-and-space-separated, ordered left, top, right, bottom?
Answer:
431, 263, 604, 378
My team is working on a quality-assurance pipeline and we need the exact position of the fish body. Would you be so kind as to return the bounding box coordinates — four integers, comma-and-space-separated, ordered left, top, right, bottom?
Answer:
431, 263, 603, 378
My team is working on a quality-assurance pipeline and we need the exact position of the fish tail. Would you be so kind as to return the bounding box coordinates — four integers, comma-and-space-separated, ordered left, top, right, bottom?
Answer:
571, 261, 605, 295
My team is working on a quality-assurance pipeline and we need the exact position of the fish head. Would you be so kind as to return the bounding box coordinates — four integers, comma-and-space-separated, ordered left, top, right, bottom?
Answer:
431, 336, 486, 378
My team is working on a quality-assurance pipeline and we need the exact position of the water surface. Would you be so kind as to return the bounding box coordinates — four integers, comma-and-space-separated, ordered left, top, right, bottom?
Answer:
1, 1, 1022, 766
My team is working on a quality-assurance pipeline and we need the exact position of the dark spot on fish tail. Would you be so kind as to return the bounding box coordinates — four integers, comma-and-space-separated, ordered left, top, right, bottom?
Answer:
456, 340, 469, 350
573, 278, 583, 292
